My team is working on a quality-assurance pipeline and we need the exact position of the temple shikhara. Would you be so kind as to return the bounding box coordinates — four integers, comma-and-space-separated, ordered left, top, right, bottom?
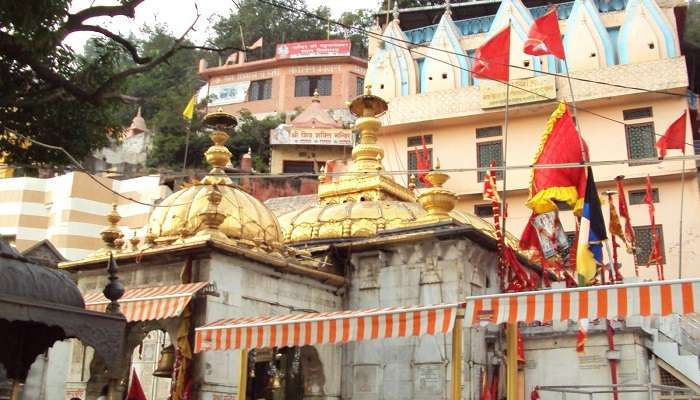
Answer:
1, 0, 700, 399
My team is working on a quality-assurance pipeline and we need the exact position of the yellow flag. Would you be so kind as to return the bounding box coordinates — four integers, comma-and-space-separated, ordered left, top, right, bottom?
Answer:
182, 95, 196, 120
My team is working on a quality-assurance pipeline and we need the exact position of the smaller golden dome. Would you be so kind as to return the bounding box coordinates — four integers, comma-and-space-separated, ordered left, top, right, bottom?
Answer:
144, 109, 283, 250
279, 201, 427, 242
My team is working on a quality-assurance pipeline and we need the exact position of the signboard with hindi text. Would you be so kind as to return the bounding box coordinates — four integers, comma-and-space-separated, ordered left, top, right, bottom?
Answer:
276, 40, 351, 59
270, 125, 353, 146
207, 81, 250, 106
480, 75, 556, 109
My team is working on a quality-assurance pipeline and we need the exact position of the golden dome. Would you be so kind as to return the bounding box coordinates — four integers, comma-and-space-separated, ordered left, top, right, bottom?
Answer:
144, 109, 284, 251
280, 201, 426, 242
279, 200, 519, 247
147, 182, 284, 248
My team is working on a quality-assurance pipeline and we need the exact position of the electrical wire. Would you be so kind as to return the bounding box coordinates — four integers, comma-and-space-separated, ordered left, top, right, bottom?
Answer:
257, 0, 688, 99
256, 0, 694, 145
5, 129, 194, 208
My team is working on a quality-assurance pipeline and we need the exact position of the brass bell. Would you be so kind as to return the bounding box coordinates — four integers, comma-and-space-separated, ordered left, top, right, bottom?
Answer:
153, 344, 176, 378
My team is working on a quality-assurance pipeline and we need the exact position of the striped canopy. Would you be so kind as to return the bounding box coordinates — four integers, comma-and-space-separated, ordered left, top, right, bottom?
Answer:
195, 304, 458, 352
464, 279, 699, 326
83, 282, 210, 322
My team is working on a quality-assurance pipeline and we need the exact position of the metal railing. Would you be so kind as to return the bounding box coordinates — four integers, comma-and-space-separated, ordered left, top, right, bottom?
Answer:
538, 384, 696, 400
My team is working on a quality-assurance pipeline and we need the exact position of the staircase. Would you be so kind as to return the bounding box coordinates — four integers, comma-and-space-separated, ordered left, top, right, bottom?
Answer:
642, 314, 700, 386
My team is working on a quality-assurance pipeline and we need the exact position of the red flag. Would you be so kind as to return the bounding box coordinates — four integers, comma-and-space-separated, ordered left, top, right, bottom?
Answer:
481, 368, 491, 400
524, 9, 565, 59
531, 388, 541, 400
526, 102, 588, 214
127, 370, 148, 400
414, 135, 432, 187
656, 110, 687, 158
472, 26, 511, 82
644, 175, 663, 278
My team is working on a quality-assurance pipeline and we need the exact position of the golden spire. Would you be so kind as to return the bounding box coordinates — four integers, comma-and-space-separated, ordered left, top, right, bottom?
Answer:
416, 159, 457, 220
100, 204, 123, 250
317, 85, 413, 204
202, 107, 237, 180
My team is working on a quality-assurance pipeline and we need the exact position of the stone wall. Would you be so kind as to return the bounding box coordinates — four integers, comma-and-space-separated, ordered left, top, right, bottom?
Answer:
343, 237, 501, 400
196, 252, 343, 399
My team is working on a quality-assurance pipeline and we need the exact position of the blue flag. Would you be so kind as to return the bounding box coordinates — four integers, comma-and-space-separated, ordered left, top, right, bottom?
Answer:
576, 167, 607, 285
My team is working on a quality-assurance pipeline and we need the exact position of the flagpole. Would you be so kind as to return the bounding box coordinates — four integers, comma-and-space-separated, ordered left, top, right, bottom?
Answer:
563, 59, 587, 162
678, 157, 686, 278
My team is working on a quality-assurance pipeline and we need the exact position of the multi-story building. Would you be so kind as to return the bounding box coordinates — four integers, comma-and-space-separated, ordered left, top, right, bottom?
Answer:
365, 0, 698, 280
198, 39, 367, 122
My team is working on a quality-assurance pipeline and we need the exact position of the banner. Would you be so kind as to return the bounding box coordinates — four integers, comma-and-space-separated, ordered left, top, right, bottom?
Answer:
270, 125, 353, 146
276, 40, 351, 59
207, 81, 250, 106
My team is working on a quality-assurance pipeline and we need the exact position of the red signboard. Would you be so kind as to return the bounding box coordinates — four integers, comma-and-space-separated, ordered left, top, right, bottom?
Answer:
276, 40, 351, 59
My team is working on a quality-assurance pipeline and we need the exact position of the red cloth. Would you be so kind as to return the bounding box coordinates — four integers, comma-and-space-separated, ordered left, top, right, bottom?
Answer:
127, 370, 147, 400
656, 110, 687, 158
483, 160, 500, 202
644, 175, 664, 278
531, 106, 588, 202
481, 368, 491, 400
472, 26, 511, 82
415, 135, 432, 187
524, 9, 565, 59
531, 388, 541, 400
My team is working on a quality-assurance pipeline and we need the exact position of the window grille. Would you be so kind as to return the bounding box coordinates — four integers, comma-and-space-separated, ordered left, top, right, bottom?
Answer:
407, 135, 433, 147
407, 148, 433, 188
633, 225, 665, 265
625, 123, 657, 162
474, 204, 494, 217
248, 79, 272, 101
477, 141, 503, 181
356, 77, 365, 96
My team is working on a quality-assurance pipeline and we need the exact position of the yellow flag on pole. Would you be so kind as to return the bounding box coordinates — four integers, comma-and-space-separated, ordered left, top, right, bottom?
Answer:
182, 95, 196, 120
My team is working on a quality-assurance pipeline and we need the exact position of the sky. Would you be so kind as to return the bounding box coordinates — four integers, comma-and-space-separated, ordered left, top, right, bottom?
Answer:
65, 0, 379, 51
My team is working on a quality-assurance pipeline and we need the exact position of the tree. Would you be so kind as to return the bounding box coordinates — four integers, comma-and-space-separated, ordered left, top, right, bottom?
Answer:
208, 0, 334, 62
686, 2, 700, 48
0, 0, 240, 166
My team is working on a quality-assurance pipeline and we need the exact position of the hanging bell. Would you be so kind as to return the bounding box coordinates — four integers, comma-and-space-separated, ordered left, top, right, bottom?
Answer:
271, 374, 282, 390
153, 344, 176, 378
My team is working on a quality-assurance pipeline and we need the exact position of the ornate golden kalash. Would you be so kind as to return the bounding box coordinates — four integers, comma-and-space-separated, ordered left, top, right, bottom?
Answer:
278, 86, 515, 246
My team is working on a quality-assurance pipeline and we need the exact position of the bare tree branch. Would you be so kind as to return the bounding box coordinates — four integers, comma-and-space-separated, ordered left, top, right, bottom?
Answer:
61, 0, 146, 38
79, 24, 152, 64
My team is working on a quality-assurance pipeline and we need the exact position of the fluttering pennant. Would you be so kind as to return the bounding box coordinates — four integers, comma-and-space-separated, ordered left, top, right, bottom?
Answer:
643, 175, 664, 280
576, 167, 608, 286
576, 318, 589, 352
472, 26, 511, 82
127, 370, 148, 400
656, 110, 687, 158
523, 8, 565, 59
531, 388, 541, 400
526, 102, 588, 214
615, 177, 636, 251
182, 95, 196, 121
607, 202, 626, 281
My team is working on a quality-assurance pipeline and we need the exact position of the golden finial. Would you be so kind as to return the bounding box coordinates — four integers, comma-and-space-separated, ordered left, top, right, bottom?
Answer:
348, 85, 388, 118
312, 89, 320, 101
392, 1, 400, 21
129, 232, 140, 250
196, 185, 227, 239
416, 158, 457, 220
319, 164, 327, 183
408, 174, 417, 190
444, 0, 451, 15
203, 108, 237, 171
145, 229, 156, 244
100, 204, 122, 249
113, 233, 125, 250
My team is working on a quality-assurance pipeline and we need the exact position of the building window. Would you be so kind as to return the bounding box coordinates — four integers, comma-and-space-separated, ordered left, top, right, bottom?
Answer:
407, 135, 433, 147
407, 148, 433, 188
623, 107, 653, 120
295, 75, 332, 97
474, 204, 494, 218
629, 188, 659, 205
476, 126, 502, 139
626, 123, 657, 163
282, 160, 315, 173
477, 140, 503, 181
248, 79, 272, 101
633, 225, 665, 265
356, 77, 365, 96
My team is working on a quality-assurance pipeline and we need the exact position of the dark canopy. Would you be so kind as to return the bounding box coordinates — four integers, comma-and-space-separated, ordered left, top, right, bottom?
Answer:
0, 239, 125, 381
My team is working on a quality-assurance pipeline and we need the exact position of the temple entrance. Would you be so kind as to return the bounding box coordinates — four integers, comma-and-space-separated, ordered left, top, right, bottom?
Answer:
246, 346, 325, 400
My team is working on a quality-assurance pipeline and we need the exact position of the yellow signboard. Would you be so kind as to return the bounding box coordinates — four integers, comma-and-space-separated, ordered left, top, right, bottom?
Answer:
480, 75, 556, 109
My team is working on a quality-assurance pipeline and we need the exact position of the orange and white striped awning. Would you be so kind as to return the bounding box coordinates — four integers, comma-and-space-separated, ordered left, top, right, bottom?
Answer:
194, 303, 458, 352
83, 282, 210, 322
464, 278, 700, 326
